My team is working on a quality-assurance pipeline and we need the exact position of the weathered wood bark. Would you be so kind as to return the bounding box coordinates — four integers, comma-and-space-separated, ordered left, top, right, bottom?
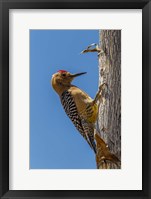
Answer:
97, 30, 121, 169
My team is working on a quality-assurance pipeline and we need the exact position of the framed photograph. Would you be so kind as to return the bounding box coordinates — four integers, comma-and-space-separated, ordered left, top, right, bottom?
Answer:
0, 0, 150, 198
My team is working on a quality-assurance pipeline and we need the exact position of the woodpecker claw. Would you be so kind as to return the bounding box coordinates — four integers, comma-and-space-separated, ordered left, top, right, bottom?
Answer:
101, 126, 108, 133
99, 82, 108, 91
93, 83, 108, 104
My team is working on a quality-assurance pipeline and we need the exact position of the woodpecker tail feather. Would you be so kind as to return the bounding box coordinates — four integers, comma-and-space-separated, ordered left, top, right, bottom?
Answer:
94, 131, 120, 168
86, 134, 96, 154
81, 119, 96, 153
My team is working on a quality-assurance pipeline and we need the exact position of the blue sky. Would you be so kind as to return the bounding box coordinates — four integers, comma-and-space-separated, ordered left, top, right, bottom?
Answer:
30, 30, 99, 169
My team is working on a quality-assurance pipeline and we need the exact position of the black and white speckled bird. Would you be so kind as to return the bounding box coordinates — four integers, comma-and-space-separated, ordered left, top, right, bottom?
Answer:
51, 70, 106, 153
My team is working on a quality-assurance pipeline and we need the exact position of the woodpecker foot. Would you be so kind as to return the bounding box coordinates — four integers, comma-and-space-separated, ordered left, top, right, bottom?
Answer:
93, 83, 108, 104
98, 82, 108, 92
101, 126, 108, 133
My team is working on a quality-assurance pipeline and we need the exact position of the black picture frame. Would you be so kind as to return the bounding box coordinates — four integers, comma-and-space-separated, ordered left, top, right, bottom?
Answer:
0, 0, 150, 198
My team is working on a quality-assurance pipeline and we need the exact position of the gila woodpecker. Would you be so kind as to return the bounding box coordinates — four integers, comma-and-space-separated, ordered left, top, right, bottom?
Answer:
51, 70, 106, 154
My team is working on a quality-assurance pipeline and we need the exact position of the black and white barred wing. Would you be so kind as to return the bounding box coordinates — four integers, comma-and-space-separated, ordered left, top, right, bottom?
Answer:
60, 90, 96, 153
61, 90, 86, 139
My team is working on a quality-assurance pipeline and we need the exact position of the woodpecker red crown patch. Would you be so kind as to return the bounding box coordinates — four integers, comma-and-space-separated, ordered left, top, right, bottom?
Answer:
57, 70, 67, 73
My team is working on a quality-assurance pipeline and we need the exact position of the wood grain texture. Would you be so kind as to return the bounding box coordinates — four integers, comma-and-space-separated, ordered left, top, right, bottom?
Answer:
97, 30, 121, 169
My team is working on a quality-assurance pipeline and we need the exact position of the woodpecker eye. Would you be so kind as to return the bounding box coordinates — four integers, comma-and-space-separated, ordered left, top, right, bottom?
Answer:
62, 73, 66, 77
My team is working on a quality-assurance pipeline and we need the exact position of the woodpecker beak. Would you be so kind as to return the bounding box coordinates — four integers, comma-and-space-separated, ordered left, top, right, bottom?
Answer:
70, 72, 87, 78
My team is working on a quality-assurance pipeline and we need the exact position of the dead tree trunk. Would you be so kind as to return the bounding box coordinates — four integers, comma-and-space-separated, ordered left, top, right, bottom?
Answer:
96, 30, 121, 169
